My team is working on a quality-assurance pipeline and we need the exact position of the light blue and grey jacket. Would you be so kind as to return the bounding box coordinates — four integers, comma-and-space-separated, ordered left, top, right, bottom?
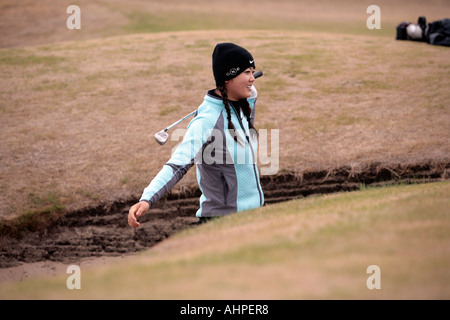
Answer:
140, 86, 264, 217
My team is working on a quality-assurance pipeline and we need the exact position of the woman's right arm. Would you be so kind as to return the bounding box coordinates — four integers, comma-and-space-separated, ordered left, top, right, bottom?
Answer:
127, 109, 210, 228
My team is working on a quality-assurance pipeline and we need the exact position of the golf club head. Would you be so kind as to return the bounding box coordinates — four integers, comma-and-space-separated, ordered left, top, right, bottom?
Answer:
154, 131, 169, 145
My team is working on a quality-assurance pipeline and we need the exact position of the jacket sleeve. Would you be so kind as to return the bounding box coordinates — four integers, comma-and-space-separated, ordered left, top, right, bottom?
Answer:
139, 112, 210, 207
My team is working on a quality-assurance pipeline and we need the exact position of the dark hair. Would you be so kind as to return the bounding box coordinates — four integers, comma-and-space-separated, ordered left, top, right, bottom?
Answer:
217, 85, 258, 142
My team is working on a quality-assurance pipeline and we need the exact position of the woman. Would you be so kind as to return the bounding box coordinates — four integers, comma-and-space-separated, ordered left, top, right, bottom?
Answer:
128, 42, 264, 228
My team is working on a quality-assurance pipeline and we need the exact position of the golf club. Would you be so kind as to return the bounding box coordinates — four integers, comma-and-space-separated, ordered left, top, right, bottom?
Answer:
155, 70, 263, 145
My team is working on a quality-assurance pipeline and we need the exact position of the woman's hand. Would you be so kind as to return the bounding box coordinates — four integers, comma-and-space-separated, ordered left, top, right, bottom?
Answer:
128, 201, 150, 228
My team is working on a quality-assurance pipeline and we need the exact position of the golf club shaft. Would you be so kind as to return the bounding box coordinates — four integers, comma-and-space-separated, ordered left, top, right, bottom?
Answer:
164, 110, 197, 132
161, 70, 263, 132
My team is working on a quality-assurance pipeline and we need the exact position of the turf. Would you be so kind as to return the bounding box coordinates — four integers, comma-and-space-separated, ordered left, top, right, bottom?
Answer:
1, 181, 448, 299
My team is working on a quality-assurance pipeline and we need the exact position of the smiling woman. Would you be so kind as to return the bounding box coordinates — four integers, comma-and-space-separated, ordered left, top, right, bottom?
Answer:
128, 43, 265, 227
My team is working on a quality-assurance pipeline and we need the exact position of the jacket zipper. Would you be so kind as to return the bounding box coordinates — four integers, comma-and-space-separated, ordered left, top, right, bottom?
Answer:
229, 103, 263, 206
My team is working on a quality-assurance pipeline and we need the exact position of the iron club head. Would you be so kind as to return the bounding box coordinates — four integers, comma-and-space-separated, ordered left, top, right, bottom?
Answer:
154, 131, 169, 145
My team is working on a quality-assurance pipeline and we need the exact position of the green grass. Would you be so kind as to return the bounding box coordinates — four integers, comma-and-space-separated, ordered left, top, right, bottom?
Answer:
2, 181, 449, 299
0, 51, 65, 67
123, 9, 397, 38
159, 105, 181, 116
124, 11, 253, 34
0, 192, 64, 238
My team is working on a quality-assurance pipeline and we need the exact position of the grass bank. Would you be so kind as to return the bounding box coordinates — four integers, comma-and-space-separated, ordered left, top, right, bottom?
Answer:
1, 181, 449, 299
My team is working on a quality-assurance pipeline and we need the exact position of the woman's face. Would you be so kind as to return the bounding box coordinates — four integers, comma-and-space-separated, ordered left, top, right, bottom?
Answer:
225, 67, 255, 101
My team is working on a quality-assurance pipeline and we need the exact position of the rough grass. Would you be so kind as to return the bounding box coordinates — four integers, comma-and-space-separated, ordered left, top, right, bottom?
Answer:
0, 0, 449, 220
1, 28, 449, 220
1, 0, 447, 48
1, 182, 448, 299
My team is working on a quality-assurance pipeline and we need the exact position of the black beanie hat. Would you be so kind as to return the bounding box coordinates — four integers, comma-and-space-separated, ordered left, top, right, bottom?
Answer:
212, 43, 255, 87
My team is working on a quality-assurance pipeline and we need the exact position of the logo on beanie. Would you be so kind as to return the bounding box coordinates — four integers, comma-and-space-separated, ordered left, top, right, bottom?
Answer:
226, 67, 240, 77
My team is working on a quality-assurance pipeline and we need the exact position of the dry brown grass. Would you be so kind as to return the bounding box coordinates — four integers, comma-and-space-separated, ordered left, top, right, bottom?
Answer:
0, 0, 449, 219
1, 0, 448, 48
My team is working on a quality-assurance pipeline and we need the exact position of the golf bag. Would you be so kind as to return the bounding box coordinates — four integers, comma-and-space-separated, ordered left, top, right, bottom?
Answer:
396, 16, 450, 47
427, 18, 450, 46
396, 16, 427, 41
